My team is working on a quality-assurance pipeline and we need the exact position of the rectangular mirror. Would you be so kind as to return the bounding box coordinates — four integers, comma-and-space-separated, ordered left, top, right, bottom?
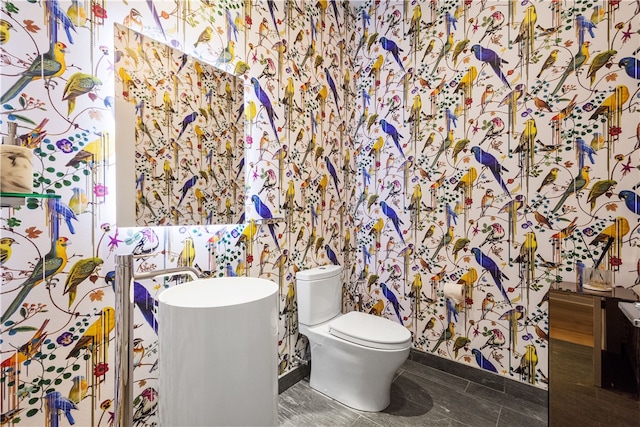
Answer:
114, 24, 244, 226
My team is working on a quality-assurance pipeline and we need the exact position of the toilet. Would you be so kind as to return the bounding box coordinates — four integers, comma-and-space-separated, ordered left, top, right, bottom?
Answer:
296, 265, 412, 412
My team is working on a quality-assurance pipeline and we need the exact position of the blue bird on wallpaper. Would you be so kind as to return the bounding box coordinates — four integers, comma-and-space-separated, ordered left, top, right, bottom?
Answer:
362, 166, 371, 186
325, 244, 339, 265
446, 298, 459, 323
106, 271, 158, 334
470, 45, 511, 89
619, 57, 640, 79
45, 391, 77, 427
330, 0, 340, 27
176, 53, 188, 74
471, 247, 511, 305
52, 200, 78, 234
146, 0, 166, 40
470, 146, 510, 196
445, 11, 458, 31
619, 190, 640, 216
380, 282, 403, 325
471, 349, 498, 373
324, 67, 340, 112
235, 157, 245, 180
380, 119, 405, 158
135, 172, 145, 190
362, 9, 371, 28
362, 88, 371, 108
177, 175, 198, 206
46, 0, 77, 44
363, 244, 371, 265
379, 37, 405, 71
445, 203, 458, 226
251, 77, 280, 144
236, 103, 244, 123
267, 0, 280, 36
445, 108, 457, 129
176, 112, 197, 140
380, 201, 405, 244
324, 156, 341, 199
225, 9, 239, 41
225, 263, 237, 277
251, 194, 281, 251
575, 137, 596, 168
135, 100, 145, 116
575, 15, 596, 44
104, 96, 114, 112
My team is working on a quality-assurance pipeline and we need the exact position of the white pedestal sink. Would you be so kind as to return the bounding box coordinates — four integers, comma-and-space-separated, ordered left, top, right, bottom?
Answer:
158, 277, 278, 426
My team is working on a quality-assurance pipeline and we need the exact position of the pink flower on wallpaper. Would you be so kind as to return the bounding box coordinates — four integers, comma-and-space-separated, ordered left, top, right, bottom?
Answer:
93, 184, 108, 197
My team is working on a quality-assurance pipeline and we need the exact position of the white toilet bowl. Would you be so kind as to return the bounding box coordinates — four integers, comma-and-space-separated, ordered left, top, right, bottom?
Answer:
300, 310, 411, 412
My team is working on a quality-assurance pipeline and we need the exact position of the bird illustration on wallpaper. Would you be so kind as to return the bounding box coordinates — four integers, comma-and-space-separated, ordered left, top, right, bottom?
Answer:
115, 24, 244, 226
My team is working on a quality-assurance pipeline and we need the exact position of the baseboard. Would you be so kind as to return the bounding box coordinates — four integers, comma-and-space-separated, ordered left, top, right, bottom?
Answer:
409, 348, 548, 408
278, 363, 311, 394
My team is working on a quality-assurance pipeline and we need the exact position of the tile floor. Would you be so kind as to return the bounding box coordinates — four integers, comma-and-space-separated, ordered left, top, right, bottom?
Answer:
549, 339, 640, 427
278, 359, 548, 426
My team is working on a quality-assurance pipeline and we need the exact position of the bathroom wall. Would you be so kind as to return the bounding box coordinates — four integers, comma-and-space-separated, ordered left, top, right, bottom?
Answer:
1, 0, 639, 425
345, 0, 639, 392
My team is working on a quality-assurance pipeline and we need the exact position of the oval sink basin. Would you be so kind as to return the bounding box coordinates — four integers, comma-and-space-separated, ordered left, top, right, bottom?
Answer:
158, 277, 278, 426
158, 277, 278, 308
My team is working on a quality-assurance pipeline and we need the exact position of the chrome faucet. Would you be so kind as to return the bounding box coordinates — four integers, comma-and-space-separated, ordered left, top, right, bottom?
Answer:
113, 253, 205, 427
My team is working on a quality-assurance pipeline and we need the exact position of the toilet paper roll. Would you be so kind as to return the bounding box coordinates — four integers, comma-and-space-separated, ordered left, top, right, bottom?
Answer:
0, 145, 33, 193
443, 282, 464, 304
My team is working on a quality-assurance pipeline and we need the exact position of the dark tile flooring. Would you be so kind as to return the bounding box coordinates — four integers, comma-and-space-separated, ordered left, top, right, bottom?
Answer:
549, 339, 640, 427
278, 358, 548, 426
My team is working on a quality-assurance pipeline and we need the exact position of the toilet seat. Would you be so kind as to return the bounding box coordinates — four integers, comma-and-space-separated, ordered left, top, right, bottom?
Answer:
329, 311, 411, 350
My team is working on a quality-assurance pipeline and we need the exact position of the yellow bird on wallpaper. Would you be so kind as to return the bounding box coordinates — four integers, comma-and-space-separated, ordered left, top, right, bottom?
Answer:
587, 50, 617, 87
63, 257, 104, 308
589, 85, 629, 121
0, 237, 17, 267
0, 19, 14, 44
1, 41, 67, 104
590, 216, 630, 246
66, 307, 115, 359
65, 138, 104, 167
194, 26, 213, 48
455, 66, 477, 95
62, 72, 102, 116
67, 0, 87, 26
178, 237, 196, 267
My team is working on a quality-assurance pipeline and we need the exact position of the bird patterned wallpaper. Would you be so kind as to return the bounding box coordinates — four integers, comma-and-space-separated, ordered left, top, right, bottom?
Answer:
1, 0, 639, 425
113, 24, 245, 227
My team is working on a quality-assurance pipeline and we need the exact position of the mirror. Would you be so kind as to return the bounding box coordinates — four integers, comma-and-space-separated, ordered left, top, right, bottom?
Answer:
113, 24, 244, 226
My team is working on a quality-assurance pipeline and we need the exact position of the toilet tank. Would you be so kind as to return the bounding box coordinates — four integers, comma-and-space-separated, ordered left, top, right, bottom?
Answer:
296, 265, 343, 326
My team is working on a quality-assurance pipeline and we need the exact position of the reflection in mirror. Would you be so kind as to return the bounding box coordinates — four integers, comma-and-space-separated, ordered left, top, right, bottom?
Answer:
114, 23, 244, 226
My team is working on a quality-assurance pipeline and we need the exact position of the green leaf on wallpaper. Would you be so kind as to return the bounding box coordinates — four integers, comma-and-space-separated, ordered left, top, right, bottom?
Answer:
4, 2, 17, 13
63, 180, 72, 187
54, 378, 62, 386
19, 306, 27, 318
19, 96, 26, 108
46, 366, 55, 372
8, 325, 38, 333
63, 372, 72, 379
72, 364, 80, 371
27, 409, 39, 418
10, 114, 36, 125
29, 397, 39, 405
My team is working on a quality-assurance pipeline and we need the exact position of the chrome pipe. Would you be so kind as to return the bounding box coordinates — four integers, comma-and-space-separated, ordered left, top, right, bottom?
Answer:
134, 266, 202, 282
113, 255, 204, 427
114, 254, 134, 427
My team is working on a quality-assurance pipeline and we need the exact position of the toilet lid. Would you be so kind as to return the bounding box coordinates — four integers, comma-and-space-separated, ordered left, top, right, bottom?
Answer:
329, 311, 411, 350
